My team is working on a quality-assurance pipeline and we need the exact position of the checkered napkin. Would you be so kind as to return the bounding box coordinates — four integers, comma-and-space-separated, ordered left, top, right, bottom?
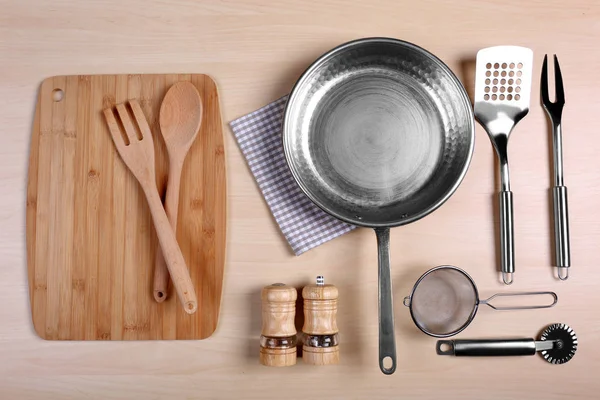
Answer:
229, 95, 356, 255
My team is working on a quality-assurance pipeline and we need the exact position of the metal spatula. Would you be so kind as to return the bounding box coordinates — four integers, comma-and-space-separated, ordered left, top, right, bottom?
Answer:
474, 46, 533, 285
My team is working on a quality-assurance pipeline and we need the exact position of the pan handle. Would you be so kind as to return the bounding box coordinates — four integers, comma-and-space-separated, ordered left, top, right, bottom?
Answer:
375, 227, 396, 375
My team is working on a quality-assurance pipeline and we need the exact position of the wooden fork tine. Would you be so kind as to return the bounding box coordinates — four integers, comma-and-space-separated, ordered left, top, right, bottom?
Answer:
116, 103, 138, 143
103, 108, 127, 149
129, 100, 153, 139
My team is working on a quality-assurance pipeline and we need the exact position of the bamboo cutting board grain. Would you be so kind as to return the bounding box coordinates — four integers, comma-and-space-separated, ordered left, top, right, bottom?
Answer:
26, 74, 226, 340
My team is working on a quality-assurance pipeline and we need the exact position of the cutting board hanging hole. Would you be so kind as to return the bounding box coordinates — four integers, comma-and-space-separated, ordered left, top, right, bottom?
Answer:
52, 89, 63, 102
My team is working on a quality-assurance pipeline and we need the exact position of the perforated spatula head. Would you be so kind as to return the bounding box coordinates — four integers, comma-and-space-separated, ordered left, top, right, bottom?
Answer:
474, 46, 534, 136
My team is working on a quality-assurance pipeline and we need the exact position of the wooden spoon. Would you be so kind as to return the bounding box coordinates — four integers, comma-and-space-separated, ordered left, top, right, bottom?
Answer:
153, 82, 203, 302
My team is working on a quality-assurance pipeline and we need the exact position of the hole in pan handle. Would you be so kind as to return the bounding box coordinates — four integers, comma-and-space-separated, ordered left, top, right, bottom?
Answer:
436, 340, 455, 355
480, 291, 558, 310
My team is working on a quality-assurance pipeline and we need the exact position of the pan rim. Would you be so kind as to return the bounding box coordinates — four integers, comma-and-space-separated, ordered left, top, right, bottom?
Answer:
283, 37, 475, 228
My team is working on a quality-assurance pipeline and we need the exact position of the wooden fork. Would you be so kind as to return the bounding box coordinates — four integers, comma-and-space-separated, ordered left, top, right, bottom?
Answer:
103, 100, 197, 314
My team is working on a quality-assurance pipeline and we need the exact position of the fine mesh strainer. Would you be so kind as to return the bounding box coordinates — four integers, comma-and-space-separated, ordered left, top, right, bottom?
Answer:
403, 266, 557, 337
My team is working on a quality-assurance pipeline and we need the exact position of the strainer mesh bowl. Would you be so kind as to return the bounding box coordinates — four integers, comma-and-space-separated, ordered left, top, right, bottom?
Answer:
408, 266, 479, 337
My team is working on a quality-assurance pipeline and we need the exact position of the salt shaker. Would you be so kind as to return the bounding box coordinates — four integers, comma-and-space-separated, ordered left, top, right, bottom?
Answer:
259, 283, 297, 367
302, 276, 339, 365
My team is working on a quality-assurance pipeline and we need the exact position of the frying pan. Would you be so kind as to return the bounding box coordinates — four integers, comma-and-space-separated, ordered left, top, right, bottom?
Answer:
283, 38, 475, 374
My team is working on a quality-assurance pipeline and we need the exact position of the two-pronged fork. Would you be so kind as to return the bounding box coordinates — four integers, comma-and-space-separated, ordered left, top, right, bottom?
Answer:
541, 55, 570, 280
103, 100, 198, 313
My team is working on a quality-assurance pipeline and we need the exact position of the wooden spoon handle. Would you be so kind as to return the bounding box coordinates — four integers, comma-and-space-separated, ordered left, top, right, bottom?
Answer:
144, 183, 197, 314
153, 159, 184, 302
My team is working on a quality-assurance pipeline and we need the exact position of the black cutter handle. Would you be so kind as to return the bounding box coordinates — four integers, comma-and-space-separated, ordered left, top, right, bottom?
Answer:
437, 338, 536, 356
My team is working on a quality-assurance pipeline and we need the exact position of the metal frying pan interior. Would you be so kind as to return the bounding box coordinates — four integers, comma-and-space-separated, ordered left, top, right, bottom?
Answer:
283, 38, 475, 374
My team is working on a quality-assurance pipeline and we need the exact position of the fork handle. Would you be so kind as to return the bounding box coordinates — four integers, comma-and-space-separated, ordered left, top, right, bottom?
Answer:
499, 190, 515, 285
553, 186, 571, 271
145, 185, 197, 314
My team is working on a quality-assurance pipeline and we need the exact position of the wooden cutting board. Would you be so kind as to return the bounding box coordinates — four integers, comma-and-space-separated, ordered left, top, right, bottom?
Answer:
26, 74, 226, 340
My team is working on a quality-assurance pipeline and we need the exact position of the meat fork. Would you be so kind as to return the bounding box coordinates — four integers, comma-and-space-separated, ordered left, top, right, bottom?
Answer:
541, 55, 570, 280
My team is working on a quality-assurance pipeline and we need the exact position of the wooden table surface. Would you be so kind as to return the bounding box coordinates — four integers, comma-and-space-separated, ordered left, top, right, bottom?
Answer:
1, 0, 599, 398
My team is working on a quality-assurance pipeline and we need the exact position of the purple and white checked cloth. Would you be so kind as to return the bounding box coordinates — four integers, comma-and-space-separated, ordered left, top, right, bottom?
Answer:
230, 96, 356, 255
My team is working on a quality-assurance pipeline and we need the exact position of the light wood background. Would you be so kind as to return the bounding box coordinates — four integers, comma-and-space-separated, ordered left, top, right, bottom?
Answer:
1, 0, 599, 399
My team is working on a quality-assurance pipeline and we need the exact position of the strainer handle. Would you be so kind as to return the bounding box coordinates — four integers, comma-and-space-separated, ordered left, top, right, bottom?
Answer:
481, 291, 558, 310
375, 227, 396, 375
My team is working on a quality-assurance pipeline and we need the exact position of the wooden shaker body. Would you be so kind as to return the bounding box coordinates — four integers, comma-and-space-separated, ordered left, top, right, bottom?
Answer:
302, 284, 338, 335
261, 284, 297, 338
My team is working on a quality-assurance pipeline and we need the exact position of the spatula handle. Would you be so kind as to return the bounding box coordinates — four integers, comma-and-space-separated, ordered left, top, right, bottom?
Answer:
145, 185, 197, 314
499, 190, 515, 285
153, 160, 184, 302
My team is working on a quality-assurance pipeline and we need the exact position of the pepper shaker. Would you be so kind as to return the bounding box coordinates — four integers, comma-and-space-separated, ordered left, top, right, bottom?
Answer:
302, 276, 339, 365
260, 283, 298, 367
